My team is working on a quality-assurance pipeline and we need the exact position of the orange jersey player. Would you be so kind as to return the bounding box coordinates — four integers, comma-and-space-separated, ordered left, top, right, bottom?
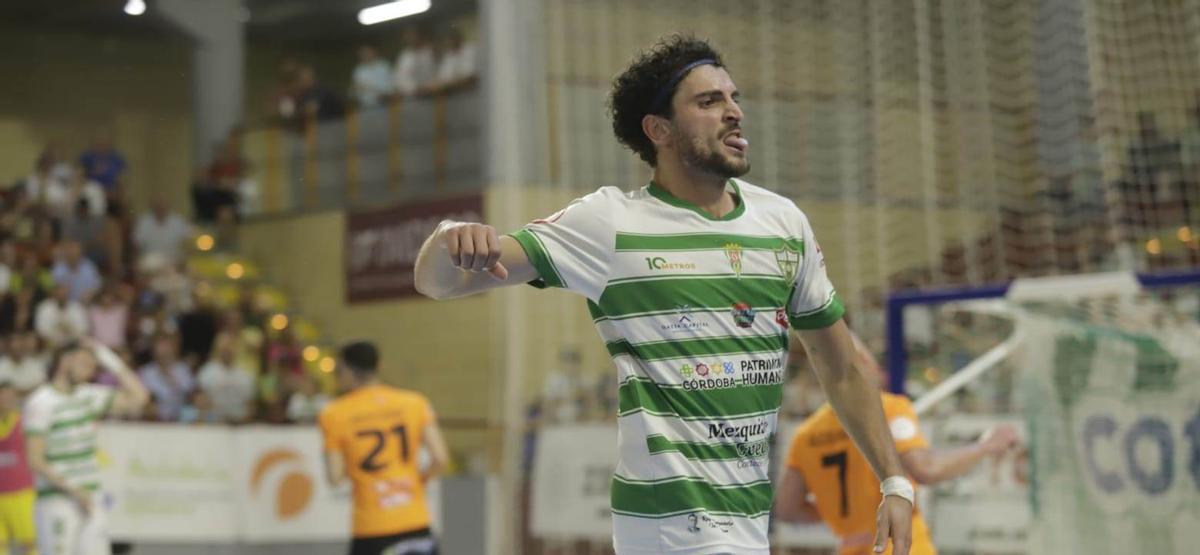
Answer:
319, 342, 450, 555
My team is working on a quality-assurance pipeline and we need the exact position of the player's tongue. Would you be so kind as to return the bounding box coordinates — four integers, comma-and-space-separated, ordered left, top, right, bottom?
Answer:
723, 134, 749, 150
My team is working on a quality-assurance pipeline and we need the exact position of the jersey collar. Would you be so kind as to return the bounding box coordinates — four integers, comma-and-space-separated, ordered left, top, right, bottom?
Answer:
646, 179, 746, 221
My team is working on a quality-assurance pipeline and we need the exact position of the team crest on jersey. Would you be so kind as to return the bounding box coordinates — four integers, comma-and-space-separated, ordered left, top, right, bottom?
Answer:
724, 243, 743, 278
775, 247, 801, 281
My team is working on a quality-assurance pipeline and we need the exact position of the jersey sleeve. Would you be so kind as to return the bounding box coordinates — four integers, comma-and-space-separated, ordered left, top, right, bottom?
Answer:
318, 407, 341, 453
884, 396, 929, 454
507, 188, 615, 301
787, 210, 845, 329
22, 392, 51, 436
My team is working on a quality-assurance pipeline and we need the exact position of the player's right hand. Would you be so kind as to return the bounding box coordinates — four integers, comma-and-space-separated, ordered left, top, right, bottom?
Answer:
437, 221, 508, 280
979, 424, 1020, 455
70, 488, 93, 516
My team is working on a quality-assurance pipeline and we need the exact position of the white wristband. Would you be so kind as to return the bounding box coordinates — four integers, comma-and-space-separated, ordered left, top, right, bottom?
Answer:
880, 476, 914, 505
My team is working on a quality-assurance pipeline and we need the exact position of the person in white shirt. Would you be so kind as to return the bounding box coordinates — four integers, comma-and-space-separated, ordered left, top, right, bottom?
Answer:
196, 332, 255, 424
431, 29, 477, 93
132, 194, 192, 266
0, 330, 47, 397
393, 26, 436, 97
352, 45, 394, 108
66, 165, 107, 218
23, 156, 69, 211
34, 284, 89, 348
285, 372, 328, 423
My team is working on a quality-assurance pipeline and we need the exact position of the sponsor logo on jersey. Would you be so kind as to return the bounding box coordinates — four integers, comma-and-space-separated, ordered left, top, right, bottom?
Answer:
645, 257, 697, 271
678, 358, 783, 390
724, 243, 743, 278
695, 363, 710, 376
775, 247, 801, 281
661, 305, 710, 333
723, 361, 736, 375
775, 308, 789, 328
734, 437, 772, 468
680, 364, 694, 378
708, 419, 770, 441
731, 302, 756, 328
687, 511, 734, 534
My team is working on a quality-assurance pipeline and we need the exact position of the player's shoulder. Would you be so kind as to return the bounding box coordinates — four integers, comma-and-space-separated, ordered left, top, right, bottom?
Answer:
23, 385, 57, 408
792, 403, 837, 440
733, 179, 812, 229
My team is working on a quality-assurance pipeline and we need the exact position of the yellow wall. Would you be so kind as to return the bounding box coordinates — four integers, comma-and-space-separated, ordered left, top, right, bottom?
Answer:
0, 26, 193, 214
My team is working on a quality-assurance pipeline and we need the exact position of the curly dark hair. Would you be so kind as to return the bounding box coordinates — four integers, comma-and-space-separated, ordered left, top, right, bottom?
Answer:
608, 35, 726, 167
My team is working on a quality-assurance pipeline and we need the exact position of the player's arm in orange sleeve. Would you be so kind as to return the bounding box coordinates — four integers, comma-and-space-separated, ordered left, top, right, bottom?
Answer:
420, 401, 450, 483
318, 409, 348, 489
775, 432, 821, 523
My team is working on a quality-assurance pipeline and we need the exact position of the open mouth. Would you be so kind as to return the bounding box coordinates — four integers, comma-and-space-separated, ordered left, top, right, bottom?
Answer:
723, 131, 749, 153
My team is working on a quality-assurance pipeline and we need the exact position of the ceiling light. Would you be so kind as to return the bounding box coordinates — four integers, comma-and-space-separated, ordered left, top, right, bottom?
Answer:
124, 0, 146, 16
358, 0, 431, 26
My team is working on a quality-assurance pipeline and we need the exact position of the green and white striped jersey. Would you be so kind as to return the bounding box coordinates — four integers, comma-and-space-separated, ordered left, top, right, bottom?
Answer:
23, 383, 114, 496
510, 179, 844, 554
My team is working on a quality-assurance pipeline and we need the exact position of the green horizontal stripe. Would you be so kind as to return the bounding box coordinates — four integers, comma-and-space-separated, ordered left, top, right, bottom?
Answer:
606, 334, 787, 362
615, 232, 804, 253
508, 229, 563, 289
598, 276, 791, 317
611, 475, 773, 517
45, 448, 96, 463
788, 294, 846, 330
607, 272, 783, 285
619, 378, 782, 419
49, 414, 98, 431
38, 483, 99, 497
645, 434, 774, 462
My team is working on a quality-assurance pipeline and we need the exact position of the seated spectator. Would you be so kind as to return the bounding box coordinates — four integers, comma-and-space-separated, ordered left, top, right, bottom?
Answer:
221, 308, 263, 374
133, 194, 192, 266
51, 241, 102, 303
34, 283, 88, 348
352, 45, 394, 108
429, 28, 477, 93
79, 134, 127, 195
89, 282, 131, 349
266, 324, 303, 377
138, 334, 194, 421
196, 332, 255, 424
11, 251, 53, 298
142, 256, 193, 317
177, 287, 219, 367
296, 65, 345, 121
61, 198, 108, 269
0, 331, 46, 397
286, 372, 329, 423
394, 26, 436, 97
0, 281, 43, 336
179, 389, 221, 425
0, 187, 37, 243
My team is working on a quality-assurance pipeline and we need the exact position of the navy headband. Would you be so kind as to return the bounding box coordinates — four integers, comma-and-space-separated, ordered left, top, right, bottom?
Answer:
648, 58, 717, 115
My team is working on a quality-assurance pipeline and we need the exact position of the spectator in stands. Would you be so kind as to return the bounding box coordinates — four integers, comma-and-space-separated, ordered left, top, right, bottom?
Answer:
394, 26, 436, 97
236, 282, 267, 329
11, 252, 52, 298
257, 360, 289, 423
297, 65, 345, 122
266, 323, 303, 377
138, 334, 194, 421
61, 197, 108, 269
22, 155, 67, 211
197, 332, 255, 424
146, 259, 193, 317
50, 241, 102, 303
430, 28, 477, 93
34, 283, 88, 348
0, 282, 42, 337
0, 240, 16, 293
286, 372, 328, 423
134, 194, 192, 266
66, 164, 108, 218
352, 45, 394, 108
0, 187, 36, 243
177, 287, 219, 368
273, 57, 303, 124
178, 389, 220, 424
0, 331, 46, 397
79, 134, 127, 195
221, 308, 263, 374
88, 283, 130, 350
39, 142, 74, 183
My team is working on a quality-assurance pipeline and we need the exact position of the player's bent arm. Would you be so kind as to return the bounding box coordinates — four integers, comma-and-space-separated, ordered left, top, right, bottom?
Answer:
322, 451, 348, 489
420, 420, 450, 483
413, 221, 538, 300
900, 424, 1019, 485
91, 340, 148, 416
774, 467, 822, 524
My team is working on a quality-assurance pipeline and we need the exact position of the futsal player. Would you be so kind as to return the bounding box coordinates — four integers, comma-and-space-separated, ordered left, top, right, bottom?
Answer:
775, 334, 1019, 555
414, 35, 914, 554
319, 342, 450, 555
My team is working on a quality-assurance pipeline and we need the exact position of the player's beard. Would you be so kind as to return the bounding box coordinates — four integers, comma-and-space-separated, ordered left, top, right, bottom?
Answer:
677, 129, 750, 179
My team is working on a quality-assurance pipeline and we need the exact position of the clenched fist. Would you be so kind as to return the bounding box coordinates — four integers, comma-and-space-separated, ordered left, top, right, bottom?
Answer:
436, 221, 509, 280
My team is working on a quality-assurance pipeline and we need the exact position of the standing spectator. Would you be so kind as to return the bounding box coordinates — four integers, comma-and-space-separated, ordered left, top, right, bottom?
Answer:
22, 156, 68, 211
352, 45, 394, 108
431, 28, 477, 93
88, 283, 130, 350
0, 282, 43, 336
34, 283, 88, 348
196, 332, 255, 424
137, 334, 194, 421
79, 134, 127, 195
393, 26, 436, 96
0, 331, 47, 397
177, 288, 219, 368
61, 197, 108, 269
297, 66, 345, 121
286, 372, 328, 423
133, 194, 192, 266
40, 142, 75, 183
65, 164, 108, 218
50, 241, 102, 303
